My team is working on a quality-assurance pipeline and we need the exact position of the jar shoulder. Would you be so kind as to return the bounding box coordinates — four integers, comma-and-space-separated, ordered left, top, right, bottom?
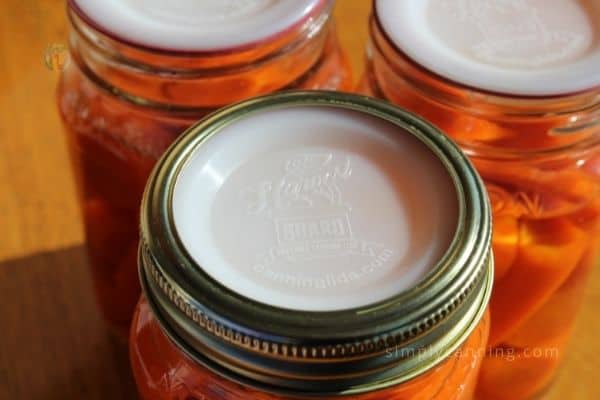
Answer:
57, 64, 193, 160
130, 300, 489, 400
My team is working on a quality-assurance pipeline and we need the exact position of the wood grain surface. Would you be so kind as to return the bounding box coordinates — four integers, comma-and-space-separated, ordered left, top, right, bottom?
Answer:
0, 1, 597, 399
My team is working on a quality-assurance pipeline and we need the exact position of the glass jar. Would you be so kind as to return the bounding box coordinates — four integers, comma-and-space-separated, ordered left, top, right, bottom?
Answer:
359, 1, 600, 399
130, 92, 493, 400
57, 0, 352, 337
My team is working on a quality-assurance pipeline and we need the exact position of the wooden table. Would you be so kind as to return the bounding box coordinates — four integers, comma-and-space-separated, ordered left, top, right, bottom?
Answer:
0, 1, 597, 399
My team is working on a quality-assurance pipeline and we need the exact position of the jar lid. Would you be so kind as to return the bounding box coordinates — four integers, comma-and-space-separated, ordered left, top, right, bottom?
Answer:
139, 91, 492, 395
70, 0, 325, 52
376, 0, 600, 96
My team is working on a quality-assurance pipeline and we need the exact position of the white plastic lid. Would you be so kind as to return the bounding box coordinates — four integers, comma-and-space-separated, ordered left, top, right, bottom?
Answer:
73, 0, 323, 51
172, 106, 459, 311
376, 0, 600, 96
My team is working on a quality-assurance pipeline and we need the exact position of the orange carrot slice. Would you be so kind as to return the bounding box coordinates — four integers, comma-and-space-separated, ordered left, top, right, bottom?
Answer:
111, 242, 142, 329
488, 217, 588, 346
491, 215, 520, 281
441, 114, 514, 145
504, 252, 592, 349
83, 198, 137, 269
477, 346, 562, 400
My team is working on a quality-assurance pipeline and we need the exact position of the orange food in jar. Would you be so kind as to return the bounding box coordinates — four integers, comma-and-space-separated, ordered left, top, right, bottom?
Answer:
57, 0, 352, 338
131, 298, 490, 400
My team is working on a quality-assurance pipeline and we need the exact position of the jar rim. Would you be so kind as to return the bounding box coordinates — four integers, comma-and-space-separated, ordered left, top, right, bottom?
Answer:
373, 0, 600, 98
68, 0, 330, 55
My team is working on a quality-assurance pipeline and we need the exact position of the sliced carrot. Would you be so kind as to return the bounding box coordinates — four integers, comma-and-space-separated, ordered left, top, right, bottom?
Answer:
130, 300, 179, 399
110, 242, 142, 332
84, 199, 140, 332
428, 312, 489, 400
491, 215, 520, 281
491, 118, 575, 151
476, 346, 562, 400
570, 198, 600, 233
440, 114, 514, 145
504, 251, 593, 349
75, 133, 146, 208
584, 153, 600, 176
83, 198, 137, 269
488, 217, 589, 346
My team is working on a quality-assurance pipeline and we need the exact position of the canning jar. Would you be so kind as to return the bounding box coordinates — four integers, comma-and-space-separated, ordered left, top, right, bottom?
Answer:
57, 0, 352, 337
130, 92, 493, 400
359, 1, 600, 399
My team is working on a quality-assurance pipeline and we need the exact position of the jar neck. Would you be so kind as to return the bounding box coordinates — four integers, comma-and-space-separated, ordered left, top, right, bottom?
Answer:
367, 14, 600, 157
68, 0, 334, 112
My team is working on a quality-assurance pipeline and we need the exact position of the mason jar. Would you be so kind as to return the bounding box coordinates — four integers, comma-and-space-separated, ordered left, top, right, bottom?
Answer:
358, 1, 600, 398
57, 0, 352, 337
130, 92, 493, 400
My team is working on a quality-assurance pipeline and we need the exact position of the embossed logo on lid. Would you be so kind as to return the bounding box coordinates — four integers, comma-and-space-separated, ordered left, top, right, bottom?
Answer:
432, 0, 593, 68
173, 106, 459, 310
